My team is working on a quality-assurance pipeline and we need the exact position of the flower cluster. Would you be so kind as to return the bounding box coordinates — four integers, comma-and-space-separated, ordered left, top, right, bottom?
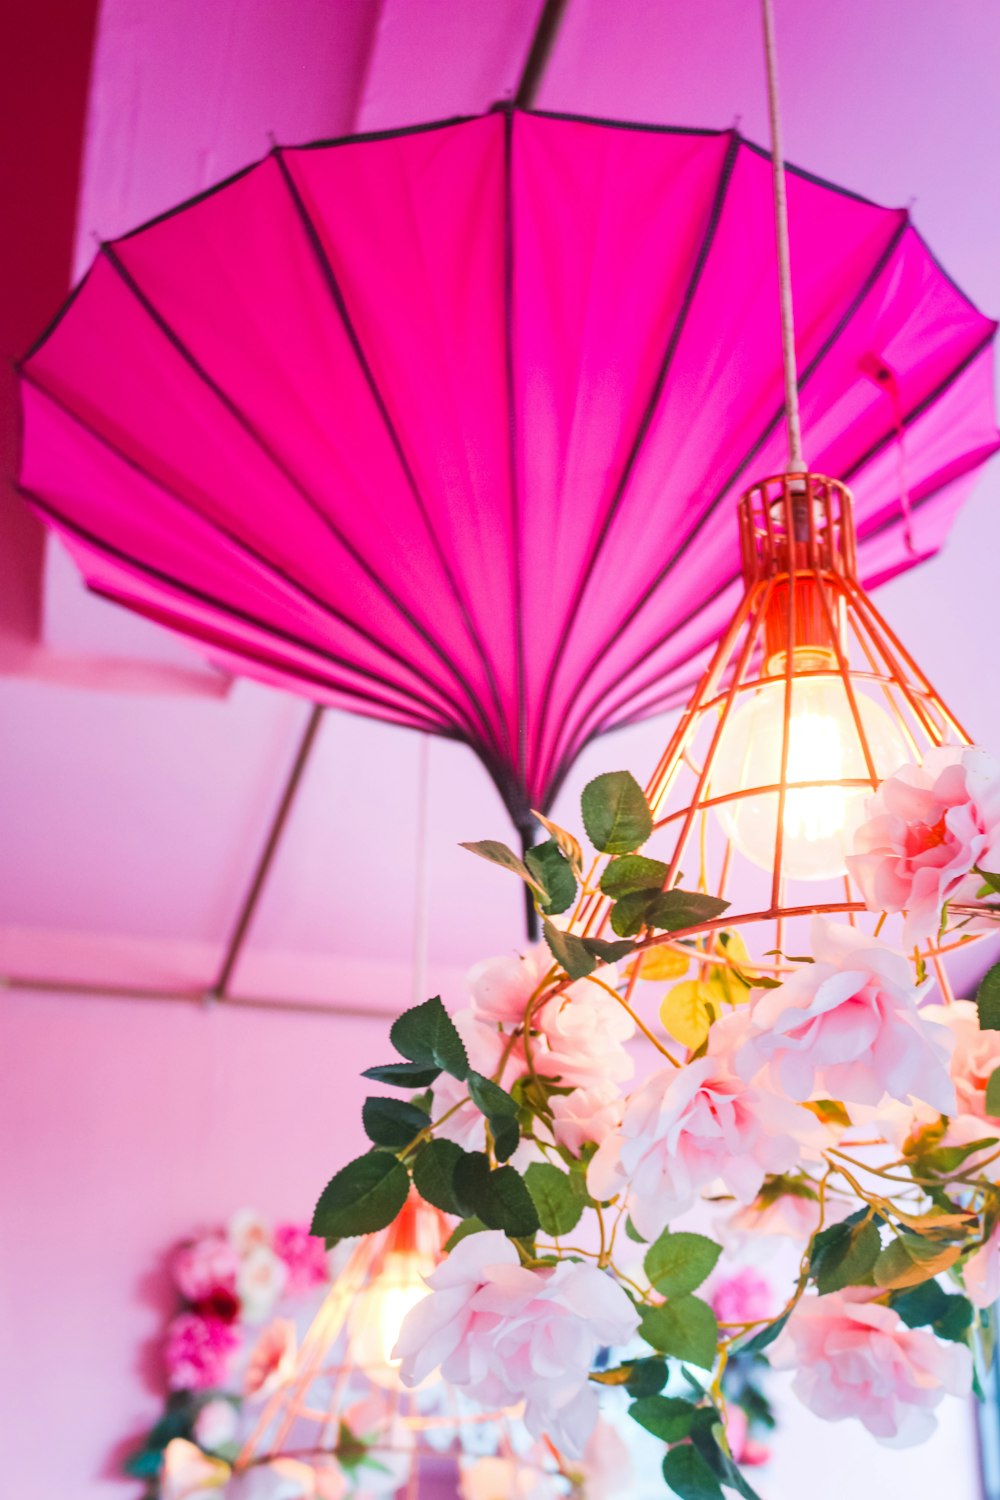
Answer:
125, 1210, 330, 1497
312, 759, 1000, 1498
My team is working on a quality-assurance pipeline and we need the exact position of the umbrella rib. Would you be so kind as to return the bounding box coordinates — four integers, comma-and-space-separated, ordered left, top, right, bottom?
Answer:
21, 371, 479, 739
98, 241, 503, 760
530, 131, 741, 793
271, 149, 515, 769
20, 486, 456, 732
502, 107, 529, 815
538, 212, 913, 792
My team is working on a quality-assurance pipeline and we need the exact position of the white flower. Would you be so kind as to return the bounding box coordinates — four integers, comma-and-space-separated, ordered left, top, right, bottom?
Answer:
236, 1245, 287, 1325
192, 1399, 240, 1452
228, 1209, 272, 1257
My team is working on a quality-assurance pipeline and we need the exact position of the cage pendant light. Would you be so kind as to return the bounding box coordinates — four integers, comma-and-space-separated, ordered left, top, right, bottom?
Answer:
233, 1195, 559, 1495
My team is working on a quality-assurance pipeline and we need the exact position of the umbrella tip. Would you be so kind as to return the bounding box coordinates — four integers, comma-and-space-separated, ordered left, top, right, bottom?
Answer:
266, 129, 279, 152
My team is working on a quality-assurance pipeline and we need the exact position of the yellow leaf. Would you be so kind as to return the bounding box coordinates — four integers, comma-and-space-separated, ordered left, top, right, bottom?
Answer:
659, 980, 726, 1049
708, 929, 756, 1004
627, 946, 690, 982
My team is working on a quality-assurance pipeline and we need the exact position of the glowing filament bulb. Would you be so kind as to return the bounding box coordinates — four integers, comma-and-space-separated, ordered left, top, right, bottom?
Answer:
713, 651, 908, 881
346, 1246, 437, 1387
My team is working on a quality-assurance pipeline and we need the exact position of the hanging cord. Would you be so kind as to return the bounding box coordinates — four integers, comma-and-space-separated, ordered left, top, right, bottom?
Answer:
411, 734, 431, 1008
761, 0, 806, 474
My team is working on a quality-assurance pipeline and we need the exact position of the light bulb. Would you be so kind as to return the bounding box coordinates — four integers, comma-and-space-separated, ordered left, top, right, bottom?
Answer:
712, 652, 909, 881
346, 1248, 436, 1387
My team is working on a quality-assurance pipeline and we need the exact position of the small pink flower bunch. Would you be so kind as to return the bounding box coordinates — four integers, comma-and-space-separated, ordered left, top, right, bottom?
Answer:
164, 1311, 241, 1392
708, 1268, 772, 1329
272, 1223, 330, 1295
847, 745, 1000, 945
770, 1289, 972, 1446
395, 1229, 639, 1457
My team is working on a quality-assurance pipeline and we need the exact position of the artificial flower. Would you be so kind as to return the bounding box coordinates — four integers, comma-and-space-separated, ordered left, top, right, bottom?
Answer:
708, 1268, 772, 1328
192, 1398, 240, 1452
245, 1318, 297, 1398
578, 1417, 634, 1500
272, 1224, 329, 1294
466, 948, 551, 1027
164, 1312, 240, 1391
227, 1458, 347, 1500
724, 1405, 771, 1468
769, 1288, 972, 1446
161, 1439, 230, 1500
229, 1209, 273, 1258
847, 745, 1000, 946
588, 1052, 812, 1238
533, 973, 635, 1091
395, 1230, 639, 1457
734, 919, 955, 1113
717, 1181, 852, 1253
963, 1224, 1000, 1309
550, 1080, 623, 1156
237, 1245, 288, 1325
173, 1234, 241, 1306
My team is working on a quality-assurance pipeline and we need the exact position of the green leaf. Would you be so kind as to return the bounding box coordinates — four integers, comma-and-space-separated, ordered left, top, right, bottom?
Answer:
361, 1096, 430, 1149
444, 1216, 488, 1251
581, 770, 653, 854
629, 1395, 698, 1442
977, 868, 1000, 895
584, 936, 637, 964
873, 1233, 961, 1290
921, 1137, 998, 1173
625, 1216, 648, 1243
524, 838, 577, 916
891, 1281, 973, 1343
739, 1309, 789, 1355
524, 1161, 585, 1236
646, 890, 731, 933
811, 1219, 881, 1294
531, 810, 585, 877
312, 1151, 410, 1244
624, 1356, 669, 1396
543, 921, 597, 979
363, 1060, 442, 1088
459, 839, 547, 896
452, 1151, 540, 1238
662, 1444, 724, 1500
610, 888, 730, 939
644, 1230, 722, 1298
601, 854, 670, 899
639, 1296, 719, 1370
390, 996, 468, 1081
467, 1071, 520, 1163
986, 1067, 1000, 1118
977, 962, 1000, 1031
412, 1138, 466, 1215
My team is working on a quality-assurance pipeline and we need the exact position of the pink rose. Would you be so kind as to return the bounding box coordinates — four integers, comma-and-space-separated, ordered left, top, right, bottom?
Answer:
735, 920, 955, 1113
709, 1268, 772, 1328
587, 1053, 812, 1239
770, 1289, 972, 1446
931, 998, 1000, 1122
579, 1418, 635, 1500
164, 1312, 240, 1391
533, 978, 635, 1090
550, 1081, 623, 1156
245, 1318, 297, 1397
847, 746, 1000, 946
431, 1008, 513, 1152
173, 1235, 240, 1305
272, 1224, 329, 1293
724, 1406, 771, 1467
395, 1230, 639, 1457
963, 1225, 1000, 1309
466, 948, 551, 1026
161, 1438, 229, 1499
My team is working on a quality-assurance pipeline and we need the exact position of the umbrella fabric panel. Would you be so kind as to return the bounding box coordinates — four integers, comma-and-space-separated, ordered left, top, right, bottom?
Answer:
19, 108, 998, 822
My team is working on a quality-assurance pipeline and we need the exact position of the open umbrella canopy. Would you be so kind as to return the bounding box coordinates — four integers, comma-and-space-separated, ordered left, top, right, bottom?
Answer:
18, 105, 998, 831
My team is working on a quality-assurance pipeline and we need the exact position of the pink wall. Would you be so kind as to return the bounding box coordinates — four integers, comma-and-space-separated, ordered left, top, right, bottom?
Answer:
0, 989, 378, 1495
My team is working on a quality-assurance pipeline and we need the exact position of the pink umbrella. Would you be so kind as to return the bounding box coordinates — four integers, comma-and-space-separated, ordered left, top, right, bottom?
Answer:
18, 105, 998, 841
